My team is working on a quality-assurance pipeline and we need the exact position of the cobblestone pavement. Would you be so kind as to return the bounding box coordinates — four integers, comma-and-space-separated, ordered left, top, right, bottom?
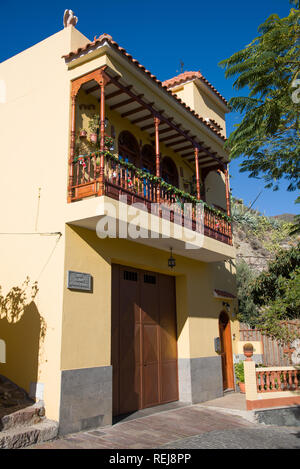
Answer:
161, 426, 300, 449
29, 404, 299, 450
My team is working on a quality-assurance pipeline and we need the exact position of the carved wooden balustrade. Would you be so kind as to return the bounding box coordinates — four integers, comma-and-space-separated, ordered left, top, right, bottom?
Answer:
71, 154, 98, 200
244, 360, 300, 410
256, 368, 300, 393
70, 153, 232, 245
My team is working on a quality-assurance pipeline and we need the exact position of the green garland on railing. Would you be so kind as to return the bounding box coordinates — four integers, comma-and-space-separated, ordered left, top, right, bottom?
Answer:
73, 148, 232, 222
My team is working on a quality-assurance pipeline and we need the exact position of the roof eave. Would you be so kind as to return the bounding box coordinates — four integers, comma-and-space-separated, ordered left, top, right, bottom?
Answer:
63, 41, 228, 149
194, 78, 230, 113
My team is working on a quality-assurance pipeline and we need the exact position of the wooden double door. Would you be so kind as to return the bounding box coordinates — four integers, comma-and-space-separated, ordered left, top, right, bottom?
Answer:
112, 264, 178, 416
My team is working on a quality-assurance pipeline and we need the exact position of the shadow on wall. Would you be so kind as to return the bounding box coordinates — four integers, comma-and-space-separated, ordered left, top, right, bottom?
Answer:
0, 278, 46, 396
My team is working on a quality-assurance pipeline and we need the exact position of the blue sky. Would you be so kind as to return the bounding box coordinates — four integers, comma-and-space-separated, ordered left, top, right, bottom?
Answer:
0, 0, 297, 215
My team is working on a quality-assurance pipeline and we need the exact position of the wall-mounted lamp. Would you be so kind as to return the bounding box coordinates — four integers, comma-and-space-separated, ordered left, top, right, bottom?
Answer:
168, 248, 176, 269
222, 301, 230, 312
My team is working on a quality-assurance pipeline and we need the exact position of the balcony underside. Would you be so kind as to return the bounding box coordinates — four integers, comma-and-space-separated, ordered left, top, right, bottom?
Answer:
65, 195, 235, 263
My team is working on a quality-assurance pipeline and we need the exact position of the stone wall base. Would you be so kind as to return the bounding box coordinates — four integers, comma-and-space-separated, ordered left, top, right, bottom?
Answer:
59, 366, 112, 435
178, 356, 223, 404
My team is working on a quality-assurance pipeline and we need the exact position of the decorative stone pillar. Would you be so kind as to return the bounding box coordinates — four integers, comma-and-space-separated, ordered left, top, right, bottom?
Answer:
244, 360, 258, 406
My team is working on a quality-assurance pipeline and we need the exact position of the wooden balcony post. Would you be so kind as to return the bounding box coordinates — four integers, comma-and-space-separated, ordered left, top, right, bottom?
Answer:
224, 165, 231, 217
99, 82, 106, 196
194, 147, 201, 200
224, 165, 232, 243
154, 116, 160, 204
68, 93, 77, 203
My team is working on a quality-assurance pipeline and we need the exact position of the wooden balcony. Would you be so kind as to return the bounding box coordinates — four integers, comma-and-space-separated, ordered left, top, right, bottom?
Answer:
69, 151, 232, 245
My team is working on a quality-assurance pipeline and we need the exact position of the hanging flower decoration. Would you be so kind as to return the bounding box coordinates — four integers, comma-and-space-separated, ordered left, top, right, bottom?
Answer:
72, 146, 232, 223
104, 136, 114, 149
127, 174, 134, 189
78, 155, 87, 168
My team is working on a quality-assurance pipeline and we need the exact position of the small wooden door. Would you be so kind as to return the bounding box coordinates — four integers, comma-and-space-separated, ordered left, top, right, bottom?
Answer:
219, 311, 234, 390
112, 265, 178, 416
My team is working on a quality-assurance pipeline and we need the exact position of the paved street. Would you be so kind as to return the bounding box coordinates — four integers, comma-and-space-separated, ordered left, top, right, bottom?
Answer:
31, 402, 300, 449
161, 426, 300, 449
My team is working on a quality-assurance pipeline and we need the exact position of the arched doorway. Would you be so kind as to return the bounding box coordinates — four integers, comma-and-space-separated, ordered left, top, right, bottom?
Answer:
161, 157, 179, 187
218, 311, 234, 390
118, 131, 140, 166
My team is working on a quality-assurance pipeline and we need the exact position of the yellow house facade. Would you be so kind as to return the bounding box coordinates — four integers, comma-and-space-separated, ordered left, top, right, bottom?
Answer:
0, 20, 239, 435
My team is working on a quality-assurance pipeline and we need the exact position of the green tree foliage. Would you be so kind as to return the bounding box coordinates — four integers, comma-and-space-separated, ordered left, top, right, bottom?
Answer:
255, 269, 300, 343
250, 244, 300, 343
251, 243, 300, 305
290, 0, 300, 9
236, 260, 259, 327
290, 213, 300, 234
219, 4, 300, 194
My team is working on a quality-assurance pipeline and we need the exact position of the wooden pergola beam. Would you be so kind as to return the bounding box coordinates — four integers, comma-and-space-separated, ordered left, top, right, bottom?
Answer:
175, 144, 194, 153
110, 95, 144, 110
103, 70, 225, 168
106, 86, 132, 100
165, 138, 187, 147
131, 113, 153, 125
85, 84, 100, 94
150, 124, 180, 137
166, 136, 196, 148
140, 122, 154, 131
85, 81, 113, 95
181, 151, 195, 158
186, 151, 212, 161
121, 105, 151, 118
159, 133, 181, 143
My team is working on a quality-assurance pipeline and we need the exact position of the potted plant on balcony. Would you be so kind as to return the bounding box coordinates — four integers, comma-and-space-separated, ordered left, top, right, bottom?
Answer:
88, 114, 100, 144
104, 135, 114, 150
234, 361, 245, 393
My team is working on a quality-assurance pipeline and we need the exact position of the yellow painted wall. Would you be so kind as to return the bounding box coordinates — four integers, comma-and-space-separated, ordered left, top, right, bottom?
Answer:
193, 82, 226, 136
170, 80, 227, 137
205, 170, 227, 210
238, 341, 263, 355
0, 26, 90, 421
61, 225, 238, 368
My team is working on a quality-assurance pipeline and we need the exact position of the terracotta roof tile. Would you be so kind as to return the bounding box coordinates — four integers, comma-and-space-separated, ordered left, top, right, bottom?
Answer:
163, 71, 204, 87
62, 35, 227, 141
